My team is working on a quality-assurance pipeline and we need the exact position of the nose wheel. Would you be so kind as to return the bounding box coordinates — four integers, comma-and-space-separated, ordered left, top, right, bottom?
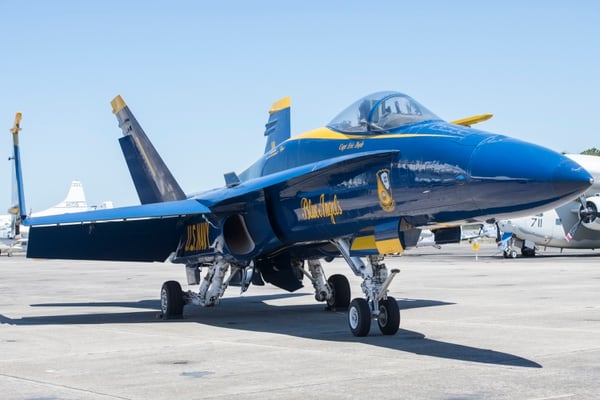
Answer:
330, 239, 402, 336
348, 296, 400, 336
348, 298, 371, 336
377, 297, 400, 335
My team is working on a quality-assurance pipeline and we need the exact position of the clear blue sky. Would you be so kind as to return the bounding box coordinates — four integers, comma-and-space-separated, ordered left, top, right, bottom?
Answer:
1, 1, 599, 212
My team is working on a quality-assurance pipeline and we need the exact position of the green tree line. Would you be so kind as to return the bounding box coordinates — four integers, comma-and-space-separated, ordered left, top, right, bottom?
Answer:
581, 148, 600, 156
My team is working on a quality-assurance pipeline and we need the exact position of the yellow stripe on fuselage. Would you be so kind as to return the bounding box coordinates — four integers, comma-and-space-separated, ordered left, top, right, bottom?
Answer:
375, 238, 404, 255
351, 235, 404, 255
291, 127, 453, 141
351, 235, 377, 251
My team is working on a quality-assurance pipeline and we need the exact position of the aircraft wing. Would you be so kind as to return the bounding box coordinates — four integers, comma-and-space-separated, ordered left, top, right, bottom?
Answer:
25, 150, 398, 262
24, 199, 210, 262
24, 199, 210, 226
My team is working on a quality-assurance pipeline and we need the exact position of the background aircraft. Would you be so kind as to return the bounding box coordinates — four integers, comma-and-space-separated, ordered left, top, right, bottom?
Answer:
0, 237, 27, 256
498, 154, 600, 257
414, 224, 497, 249
18, 180, 114, 237
1, 181, 92, 256
20, 91, 592, 336
1, 113, 113, 255
0, 214, 13, 239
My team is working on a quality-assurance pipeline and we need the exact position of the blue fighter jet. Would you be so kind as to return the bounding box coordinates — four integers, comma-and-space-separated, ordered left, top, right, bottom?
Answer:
20, 91, 592, 336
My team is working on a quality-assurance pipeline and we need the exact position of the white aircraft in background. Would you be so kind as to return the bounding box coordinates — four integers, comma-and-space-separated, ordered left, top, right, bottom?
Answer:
17, 180, 114, 237
498, 154, 600, 258
414, 224, 498, 249
1, 113, 113, 255
1, 180, 113, 255
0, 214, 12, 238
0, 237, 27, 256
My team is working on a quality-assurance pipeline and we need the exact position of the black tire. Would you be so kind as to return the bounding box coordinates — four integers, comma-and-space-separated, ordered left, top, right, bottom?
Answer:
161, 280, 184, 319
326, 274, 351, 310
522, 247, 536, 257
509, 250, 518, 259
348, 298, 371, 336
377, 297, 400, 335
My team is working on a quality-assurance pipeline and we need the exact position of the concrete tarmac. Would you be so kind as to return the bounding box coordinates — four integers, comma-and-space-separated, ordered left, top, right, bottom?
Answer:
1, 243, 599, 399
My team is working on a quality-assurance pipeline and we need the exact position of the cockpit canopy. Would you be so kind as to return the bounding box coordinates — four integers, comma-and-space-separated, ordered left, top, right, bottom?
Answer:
327, 91, 441, 134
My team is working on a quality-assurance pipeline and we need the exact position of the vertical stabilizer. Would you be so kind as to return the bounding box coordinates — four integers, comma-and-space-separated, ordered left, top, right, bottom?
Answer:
263, 96, 291, 153
30, 181, 90, 217
111, 95, 186, 204
62, 180, 87, 207
9, 113, 27, 223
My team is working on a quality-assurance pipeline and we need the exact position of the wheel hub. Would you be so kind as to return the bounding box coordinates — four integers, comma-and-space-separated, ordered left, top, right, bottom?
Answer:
378, 306, 388, 326
160, 288, 168, 314
349, 307, 359, 329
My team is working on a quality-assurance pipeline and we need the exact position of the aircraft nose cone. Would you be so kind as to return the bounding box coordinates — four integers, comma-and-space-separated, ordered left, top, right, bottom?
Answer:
469, 136, 592, 216
496, 220, 512, 233
552, 157, 595, 199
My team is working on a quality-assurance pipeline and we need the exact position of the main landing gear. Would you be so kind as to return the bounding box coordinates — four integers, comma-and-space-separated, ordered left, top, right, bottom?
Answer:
160, 280, 184, 319
159, 242, 401, 337
301, 259, 351, 310
331, 238, 401, 337
159, 257, 249, 320
159, 257, 355, 322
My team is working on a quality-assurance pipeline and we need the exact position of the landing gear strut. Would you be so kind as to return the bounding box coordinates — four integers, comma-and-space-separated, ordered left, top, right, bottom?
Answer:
160, 239, 400, 337
331, 239, 401, 336
301, 259, 351, 310
185, 258, 248, 307
160, 257, 252, 319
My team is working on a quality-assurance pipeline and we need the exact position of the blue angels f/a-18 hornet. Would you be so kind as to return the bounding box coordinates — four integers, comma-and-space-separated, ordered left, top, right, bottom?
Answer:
20, 91, 593, 336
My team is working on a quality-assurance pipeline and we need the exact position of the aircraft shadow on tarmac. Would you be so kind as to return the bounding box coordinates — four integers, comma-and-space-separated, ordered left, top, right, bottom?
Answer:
521, 253, 600, 259
404, 249, 600, 260
0, 292, 541, 368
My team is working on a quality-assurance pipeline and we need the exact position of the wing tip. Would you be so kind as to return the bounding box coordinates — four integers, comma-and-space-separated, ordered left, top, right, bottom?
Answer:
11, 112, 22, 134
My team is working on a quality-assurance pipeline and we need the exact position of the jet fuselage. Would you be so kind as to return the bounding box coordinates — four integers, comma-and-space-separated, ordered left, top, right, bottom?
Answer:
25, 92, 593, 270
195, 117, 591, 262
